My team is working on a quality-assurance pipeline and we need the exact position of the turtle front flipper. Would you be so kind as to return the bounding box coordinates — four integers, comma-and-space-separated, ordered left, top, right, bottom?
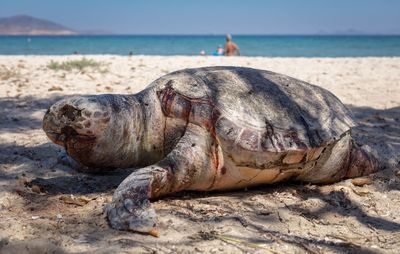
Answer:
105, 166, 160, 234
106, 124, 218, 234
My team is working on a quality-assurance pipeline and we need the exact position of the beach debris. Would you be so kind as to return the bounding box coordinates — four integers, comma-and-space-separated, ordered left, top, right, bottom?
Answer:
196, 230, 285, 253
56, 213, 64, 228
86, 73, 96, 80
0, 66, 19, 80
31, 185, 41, 193
148, 228, 160, 238
17, 82, 26, 88
48, 85, 63, 92
59, 195, 91, 206
78, 196, 91, 203
351, 177, 372, 187
351, 187, 370, 196
31, 216, 40, 220
73, 238, 89, 244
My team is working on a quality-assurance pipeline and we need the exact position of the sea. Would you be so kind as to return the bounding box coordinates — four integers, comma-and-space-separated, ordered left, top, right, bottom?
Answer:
0, 35, 399, 57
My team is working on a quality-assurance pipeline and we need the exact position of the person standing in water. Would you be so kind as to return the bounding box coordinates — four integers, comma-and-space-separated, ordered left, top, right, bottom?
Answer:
224, 34, 240, 56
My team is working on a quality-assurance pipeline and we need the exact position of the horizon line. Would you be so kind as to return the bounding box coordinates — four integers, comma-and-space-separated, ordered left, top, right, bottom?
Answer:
1, 33, 400, 36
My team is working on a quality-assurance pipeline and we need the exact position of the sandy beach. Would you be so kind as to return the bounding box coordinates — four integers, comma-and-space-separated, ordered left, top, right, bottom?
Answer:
0, 55, 400, 253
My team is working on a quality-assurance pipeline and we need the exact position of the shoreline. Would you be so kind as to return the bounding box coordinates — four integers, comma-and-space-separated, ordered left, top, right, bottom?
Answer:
1, 54, 400, 58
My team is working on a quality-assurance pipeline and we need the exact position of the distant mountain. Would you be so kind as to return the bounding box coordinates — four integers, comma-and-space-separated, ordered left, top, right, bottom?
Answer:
0, 15, 77, 35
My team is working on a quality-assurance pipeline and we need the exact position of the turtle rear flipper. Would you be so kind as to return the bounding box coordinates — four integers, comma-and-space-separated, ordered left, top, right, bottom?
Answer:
297, 133, 380, 184
345, 143, 380, 178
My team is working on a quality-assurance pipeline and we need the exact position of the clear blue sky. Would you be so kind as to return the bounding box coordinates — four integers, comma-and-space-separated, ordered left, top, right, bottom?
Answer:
1, 0, 399, 34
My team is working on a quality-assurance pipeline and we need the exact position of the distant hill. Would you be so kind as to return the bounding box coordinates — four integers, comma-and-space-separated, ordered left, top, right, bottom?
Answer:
0, 15, 77, 35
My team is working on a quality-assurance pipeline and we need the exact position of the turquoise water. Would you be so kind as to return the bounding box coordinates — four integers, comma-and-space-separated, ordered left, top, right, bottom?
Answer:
0, 35, 399, 57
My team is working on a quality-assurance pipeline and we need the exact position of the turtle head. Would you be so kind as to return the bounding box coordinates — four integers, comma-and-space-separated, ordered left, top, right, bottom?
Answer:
43, 95, 143, 170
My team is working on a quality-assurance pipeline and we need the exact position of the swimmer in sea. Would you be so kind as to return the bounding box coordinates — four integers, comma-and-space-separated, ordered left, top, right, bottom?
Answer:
224, 34, 240, 56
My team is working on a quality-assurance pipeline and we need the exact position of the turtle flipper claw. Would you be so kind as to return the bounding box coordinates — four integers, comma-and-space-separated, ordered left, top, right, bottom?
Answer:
106, 198, 158, 235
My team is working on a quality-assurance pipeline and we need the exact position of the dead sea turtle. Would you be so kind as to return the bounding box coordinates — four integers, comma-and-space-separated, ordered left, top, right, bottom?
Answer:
43, 66, 379, 234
